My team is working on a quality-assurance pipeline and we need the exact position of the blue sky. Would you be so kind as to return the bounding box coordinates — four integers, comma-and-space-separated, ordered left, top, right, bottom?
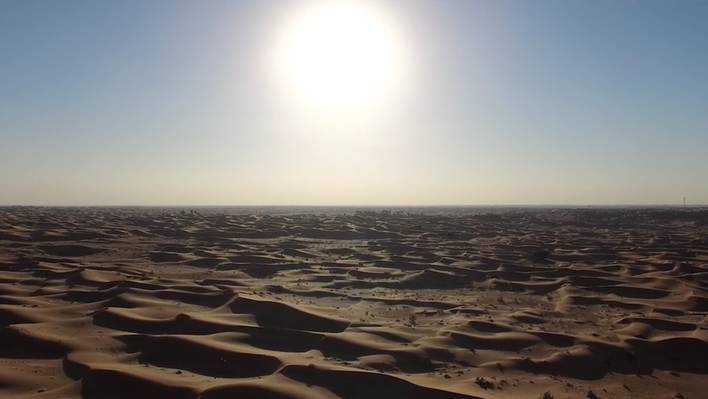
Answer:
1, 0, 707, 205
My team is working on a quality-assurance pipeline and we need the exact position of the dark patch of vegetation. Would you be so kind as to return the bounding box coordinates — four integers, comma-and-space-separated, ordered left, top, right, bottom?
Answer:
474, 377, 495, 390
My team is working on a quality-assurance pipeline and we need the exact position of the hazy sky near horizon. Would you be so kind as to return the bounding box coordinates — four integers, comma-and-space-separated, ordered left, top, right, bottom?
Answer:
2, 0, 707, 206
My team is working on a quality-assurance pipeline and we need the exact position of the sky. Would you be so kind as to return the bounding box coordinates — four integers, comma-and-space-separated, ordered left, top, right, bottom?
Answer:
1, 0, 707, 206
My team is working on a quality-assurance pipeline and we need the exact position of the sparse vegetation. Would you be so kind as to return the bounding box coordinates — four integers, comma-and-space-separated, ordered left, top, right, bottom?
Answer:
474, 377, 496, 390
408, 314, 417, 326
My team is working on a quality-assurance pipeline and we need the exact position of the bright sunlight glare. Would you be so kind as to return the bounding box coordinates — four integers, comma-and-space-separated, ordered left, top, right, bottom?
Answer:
271, 1, 407, 113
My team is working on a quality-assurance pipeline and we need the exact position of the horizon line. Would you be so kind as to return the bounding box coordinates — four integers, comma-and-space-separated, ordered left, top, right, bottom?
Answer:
2, 204, 707, 208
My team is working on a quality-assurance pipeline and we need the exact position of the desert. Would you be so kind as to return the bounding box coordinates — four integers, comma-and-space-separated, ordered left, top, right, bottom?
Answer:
0, 207, 706, 398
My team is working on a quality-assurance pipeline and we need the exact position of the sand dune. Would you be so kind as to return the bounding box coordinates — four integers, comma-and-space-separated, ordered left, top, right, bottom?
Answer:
0, 207, 706, 398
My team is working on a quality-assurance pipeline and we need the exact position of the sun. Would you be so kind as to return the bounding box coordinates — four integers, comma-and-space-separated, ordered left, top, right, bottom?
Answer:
271, 1, 406, 112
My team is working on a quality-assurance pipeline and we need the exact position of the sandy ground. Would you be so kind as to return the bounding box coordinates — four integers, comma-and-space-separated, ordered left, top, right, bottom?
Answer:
0, 207, 706, 399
